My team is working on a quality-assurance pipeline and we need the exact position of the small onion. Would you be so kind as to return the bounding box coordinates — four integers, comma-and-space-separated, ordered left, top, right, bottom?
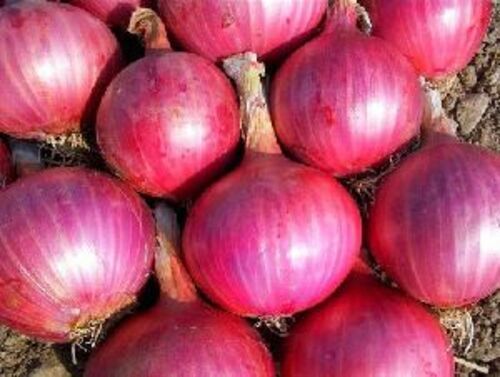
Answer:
97, 10, 240, 200
0, 139, 13, 188
0, 167, 155, 342
0, 1, 122, 139
271, 0, 423, 176
69, 0, 153, 27
363, 0, 492, 78
282, 266, 454, 376
183, 54, 361, 317
369, 126, 500, 307
85, 204, 275, 377
157, 0, 328, 61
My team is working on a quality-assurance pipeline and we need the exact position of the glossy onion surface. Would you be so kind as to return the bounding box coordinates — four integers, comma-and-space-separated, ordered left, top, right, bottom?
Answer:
0, 2, 122, 139
0, 140, 12, 187
0, 168, 155, 342
70, 0, 152, 27
364, 0, 492, 78
271, 26, 423, 176
85, 300, 275, 377
157, 0, 327, 61
97, 52, 240, 200
369, 136, 500, 307
183, 154, 362, 316
283, 271, 454, 377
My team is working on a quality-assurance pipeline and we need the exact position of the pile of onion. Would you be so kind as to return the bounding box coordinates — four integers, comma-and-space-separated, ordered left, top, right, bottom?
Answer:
157, 0, 328, 61
0, 139, 13, 188
282, 264, 454, 376
271, 0, 423, 176
363, 0, 492, 78
183, 53, 361, 318
85, 204, 275, 377
0, 1, 122, 139
97, 9, 240, 200
0, 167, 155, 343
369, 108, 500, 307
69, 0, 152, 28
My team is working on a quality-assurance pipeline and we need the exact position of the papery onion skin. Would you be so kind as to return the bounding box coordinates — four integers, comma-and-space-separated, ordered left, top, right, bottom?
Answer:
157, 0, 328, 61
369, 135, 500, 307
282, 268, 454, 377
97, 52, 240, 200
271, 5, 423, 176
69, 0, 152, 27
183, 153, 362, 316
363, 0, 492, 78
0, 167, 155, 342
0, 140, 13, 187
0, 2, 122, 139
85, 300, 275, 377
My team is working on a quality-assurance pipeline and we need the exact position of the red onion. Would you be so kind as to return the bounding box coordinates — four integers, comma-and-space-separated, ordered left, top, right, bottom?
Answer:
0, 140, 13, 188
183, 54, 361, 317
369, 116, 500, 307
85, 204, 275, 377
0, 1, 122, 139
69, 0, 152, 28
97, 10, 240, 200
0, 167, 155, 342
157, 0, 327, 61
283, 264, 454, 376
363, 0, 492, 78
271, 0, 423, 177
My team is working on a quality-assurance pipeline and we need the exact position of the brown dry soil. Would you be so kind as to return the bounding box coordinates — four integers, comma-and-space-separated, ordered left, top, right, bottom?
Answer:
1, 4, 499, 377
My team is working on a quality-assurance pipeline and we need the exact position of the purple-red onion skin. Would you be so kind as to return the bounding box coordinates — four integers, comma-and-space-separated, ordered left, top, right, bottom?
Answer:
271, 29, 423, 176
69, 0, 152, 27
157, 0, 327, 61
0, 168, 155, 342
369, 136, 500, 307
97, 53, 240, 200
0, 140, 12, 187
364, 0, 492, 78
183, 154, 362, 316
283, 271, 454, 377
0, 2, 122, 139
85, 300, 275, 377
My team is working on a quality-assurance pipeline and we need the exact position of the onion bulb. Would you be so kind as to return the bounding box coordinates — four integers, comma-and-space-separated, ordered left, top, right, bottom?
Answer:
69, 0, 153, 27
183, 53, 361, 317
0, 167, 155, 342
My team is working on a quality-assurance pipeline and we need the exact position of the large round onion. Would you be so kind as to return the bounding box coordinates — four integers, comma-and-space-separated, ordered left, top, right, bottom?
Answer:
369, 132, 500, 307
0, 167, 155, 342
69, 0, 152, 27
271, 0, 423, 176
0, 140, 12, 187
97, 10, 240, 200
0, 1, 122, 139
363, 0, 492, 78
85, 204, 275, 377
282, 266, 454, 376
157, 0, 327, 61
183, 54, 361, 317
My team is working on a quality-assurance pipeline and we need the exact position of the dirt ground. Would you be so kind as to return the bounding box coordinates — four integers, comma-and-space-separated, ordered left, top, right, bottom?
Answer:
0, 3, 499, 377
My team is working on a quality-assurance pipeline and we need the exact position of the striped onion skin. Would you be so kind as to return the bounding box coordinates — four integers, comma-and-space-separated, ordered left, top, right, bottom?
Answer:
282, 269, 454, 377
363, 0, 492, 78
369, 135, 500, 307
271, 6, 423, 177
183, 153, 362, 317
157, 0, 327, 61
69, 0, 152, 28
0, 140, 12, 188
0, 2, 122, 139
0, 167, 155, 342
85, 299, 275, 377
97, 52, 240, 200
